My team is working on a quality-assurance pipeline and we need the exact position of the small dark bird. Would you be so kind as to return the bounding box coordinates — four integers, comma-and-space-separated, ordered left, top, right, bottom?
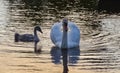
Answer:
14, 26, 43, 53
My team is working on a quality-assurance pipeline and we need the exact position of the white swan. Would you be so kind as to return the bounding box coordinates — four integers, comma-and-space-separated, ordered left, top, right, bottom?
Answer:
50, 19, 80, 49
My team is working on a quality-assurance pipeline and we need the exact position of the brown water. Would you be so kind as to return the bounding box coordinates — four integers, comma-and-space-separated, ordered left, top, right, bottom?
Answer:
0, 0, 120, 73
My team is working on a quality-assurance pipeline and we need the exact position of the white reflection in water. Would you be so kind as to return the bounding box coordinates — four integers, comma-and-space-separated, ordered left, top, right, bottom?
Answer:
0, 0, 9, 26
0, 0, 9, 42
101, 18, 120, 34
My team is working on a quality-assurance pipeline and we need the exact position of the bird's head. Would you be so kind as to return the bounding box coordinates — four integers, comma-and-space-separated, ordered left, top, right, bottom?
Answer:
62, 18, 68, 31
34, 26, 43, 33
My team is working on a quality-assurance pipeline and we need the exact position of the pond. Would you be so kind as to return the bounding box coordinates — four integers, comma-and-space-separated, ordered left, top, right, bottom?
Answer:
0, 0, 120, 73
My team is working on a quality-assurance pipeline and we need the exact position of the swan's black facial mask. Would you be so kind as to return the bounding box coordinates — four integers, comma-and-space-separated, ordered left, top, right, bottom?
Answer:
38, 28, 43, 33
62, 18, 68, 32
35, 26, 43, 33
64, 23, 67, 26
63, 23, 68, 32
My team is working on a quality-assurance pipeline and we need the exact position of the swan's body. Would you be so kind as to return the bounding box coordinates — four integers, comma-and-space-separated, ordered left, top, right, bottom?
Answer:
50, 20, 80, 49
15, 26, 42, 42
15, 33, 34, 42
15, 26, 43, 53
51, 19, 80, 73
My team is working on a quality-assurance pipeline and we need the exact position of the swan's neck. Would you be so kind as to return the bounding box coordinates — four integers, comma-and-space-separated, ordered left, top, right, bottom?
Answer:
34, 29, 38, 37
34, 29, 40, 43
34, 29, 39, 41
61, 28, 68, 48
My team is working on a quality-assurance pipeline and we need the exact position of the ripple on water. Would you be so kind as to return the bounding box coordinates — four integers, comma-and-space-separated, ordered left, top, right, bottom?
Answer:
0, 0, 120, 73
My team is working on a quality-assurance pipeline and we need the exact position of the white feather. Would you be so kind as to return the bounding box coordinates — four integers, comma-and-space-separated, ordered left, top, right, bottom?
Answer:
50, 21, 80, 48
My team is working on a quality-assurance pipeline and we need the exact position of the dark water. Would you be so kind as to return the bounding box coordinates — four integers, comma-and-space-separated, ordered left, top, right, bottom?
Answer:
0, 0, 120, 73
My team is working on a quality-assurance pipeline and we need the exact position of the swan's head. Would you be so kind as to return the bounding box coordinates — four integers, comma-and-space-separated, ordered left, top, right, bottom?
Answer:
62, 18, 68, 31
34, 26, 43, 33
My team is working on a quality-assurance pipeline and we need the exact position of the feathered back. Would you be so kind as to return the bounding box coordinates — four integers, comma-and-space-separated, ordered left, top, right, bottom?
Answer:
50, 21, 80, 48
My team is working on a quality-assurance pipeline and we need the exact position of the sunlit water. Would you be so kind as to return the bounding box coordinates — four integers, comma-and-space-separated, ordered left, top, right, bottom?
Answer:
0, 0, 120, 73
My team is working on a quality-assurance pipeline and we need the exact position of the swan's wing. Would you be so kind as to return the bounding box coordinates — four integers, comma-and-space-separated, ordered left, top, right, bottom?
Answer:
68, 22, 80, 46
50, 22, 62, 47
20, 34, 34, 42
50, 21, 80, 48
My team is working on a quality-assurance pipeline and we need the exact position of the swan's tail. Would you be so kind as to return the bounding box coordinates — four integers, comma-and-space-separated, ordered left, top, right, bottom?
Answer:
14, 33, 19, 42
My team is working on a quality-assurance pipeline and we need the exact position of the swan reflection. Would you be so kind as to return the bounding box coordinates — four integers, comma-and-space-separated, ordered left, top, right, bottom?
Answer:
50, 46, 80, 64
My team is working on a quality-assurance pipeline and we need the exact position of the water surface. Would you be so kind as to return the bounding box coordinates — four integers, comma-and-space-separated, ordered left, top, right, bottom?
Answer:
0, 0, 120, 73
